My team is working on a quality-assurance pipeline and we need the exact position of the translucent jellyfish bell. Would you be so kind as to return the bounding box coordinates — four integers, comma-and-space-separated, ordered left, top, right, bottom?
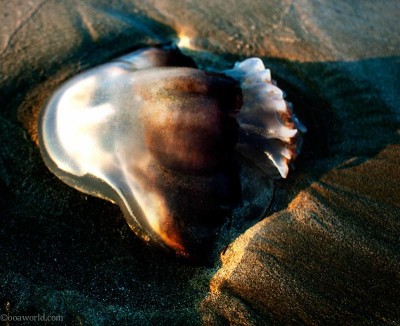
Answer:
38, 47, 305, 259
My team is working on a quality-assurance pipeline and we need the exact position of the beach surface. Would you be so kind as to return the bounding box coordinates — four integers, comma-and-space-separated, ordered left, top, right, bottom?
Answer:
1, 0, 399, 324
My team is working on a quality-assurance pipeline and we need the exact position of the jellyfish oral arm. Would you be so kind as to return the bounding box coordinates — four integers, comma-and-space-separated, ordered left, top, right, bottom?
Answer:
224, 58, 306, 178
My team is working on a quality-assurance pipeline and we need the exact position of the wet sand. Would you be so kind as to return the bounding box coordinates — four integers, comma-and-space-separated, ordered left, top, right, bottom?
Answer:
1, 0, 399, 324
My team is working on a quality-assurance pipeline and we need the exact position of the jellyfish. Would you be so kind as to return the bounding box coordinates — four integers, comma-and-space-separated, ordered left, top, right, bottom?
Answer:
38, 46, 305, 259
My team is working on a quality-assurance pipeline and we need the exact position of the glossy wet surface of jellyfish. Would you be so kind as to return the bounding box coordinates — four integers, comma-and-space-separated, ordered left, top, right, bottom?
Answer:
38, 47, 305, 259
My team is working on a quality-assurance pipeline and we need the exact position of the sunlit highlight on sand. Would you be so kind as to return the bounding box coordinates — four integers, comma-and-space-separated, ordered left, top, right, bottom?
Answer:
177, 34, 193, 49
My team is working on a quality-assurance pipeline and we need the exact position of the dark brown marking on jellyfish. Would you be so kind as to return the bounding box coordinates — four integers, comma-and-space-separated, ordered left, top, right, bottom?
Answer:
140, 68, 243, 174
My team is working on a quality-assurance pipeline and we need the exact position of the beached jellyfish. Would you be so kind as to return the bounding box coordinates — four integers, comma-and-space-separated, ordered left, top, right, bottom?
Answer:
38, 46, 305, 259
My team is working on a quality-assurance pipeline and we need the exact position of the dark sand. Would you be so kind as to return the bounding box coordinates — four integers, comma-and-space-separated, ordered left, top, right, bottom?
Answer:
1, 0, 399, 324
